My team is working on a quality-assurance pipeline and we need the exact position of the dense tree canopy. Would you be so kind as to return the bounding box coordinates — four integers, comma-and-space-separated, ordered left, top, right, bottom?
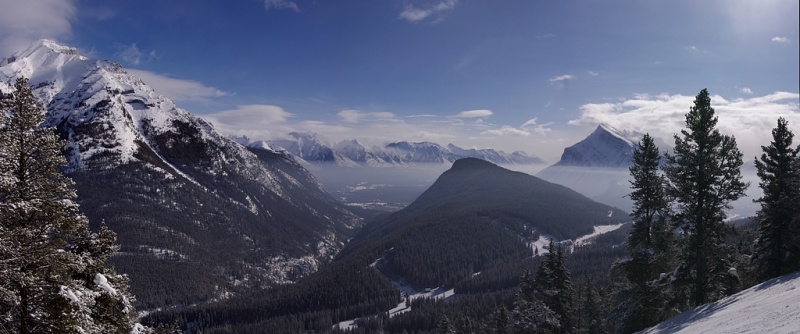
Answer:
0, 78, 135, 333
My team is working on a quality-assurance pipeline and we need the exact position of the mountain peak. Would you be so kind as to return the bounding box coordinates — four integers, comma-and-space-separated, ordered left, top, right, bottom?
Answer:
450, 157, 497, 171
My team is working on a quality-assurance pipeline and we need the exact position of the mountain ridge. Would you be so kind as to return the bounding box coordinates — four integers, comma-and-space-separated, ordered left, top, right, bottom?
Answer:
236, 132, 547, 167
1, 39, 362, 308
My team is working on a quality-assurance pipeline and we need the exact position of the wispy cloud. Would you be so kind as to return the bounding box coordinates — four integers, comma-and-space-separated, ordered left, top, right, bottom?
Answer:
202, 104, 295, 139
771, 36, 791, 43
549, 74, 574, 83
740, 87, 753, 95
481, 126, 530, 137
521, 118, 553, 135
127, 69, 230, 102
263, 0, 300, 12
588, 70, 599, 76
399, 0, 458, 23
337, 109, 397, 123
569, 91, 800, 159
114, 43, 157, 66
0, 0, 76, 56
454, 109, 493, 118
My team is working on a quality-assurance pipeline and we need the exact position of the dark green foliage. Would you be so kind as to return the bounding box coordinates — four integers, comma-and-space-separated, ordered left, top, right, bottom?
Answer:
513, 241, 575, 334
0, 77, 135, 333
664, 89, 747, 307
752, 117, 800, 280
609, 133, 677, 333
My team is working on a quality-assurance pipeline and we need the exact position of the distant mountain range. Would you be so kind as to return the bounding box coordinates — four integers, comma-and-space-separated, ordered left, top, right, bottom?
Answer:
1, 40, 361, 308
234, 132, 546, 167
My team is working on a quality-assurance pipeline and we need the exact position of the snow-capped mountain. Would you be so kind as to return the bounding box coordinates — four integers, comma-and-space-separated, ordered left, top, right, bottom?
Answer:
536, 124, 653, 211
0, 40, 361, 308
554, 123, 642, 168
333, 139, 392, 167
260, 133, 545, 167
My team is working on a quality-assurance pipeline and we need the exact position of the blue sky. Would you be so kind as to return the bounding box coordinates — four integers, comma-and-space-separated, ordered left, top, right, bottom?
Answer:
1, 0, 798, 162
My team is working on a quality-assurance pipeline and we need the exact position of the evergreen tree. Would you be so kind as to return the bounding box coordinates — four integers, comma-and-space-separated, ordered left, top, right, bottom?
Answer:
513, 241, 575, 334
513, 270, 555, 333
494, 306, 510, 334
0, 77, 136, 333
609, 133, 676, 333
435, 315, 455, 334
663, 88, 748, 307
752, 117, 800, 280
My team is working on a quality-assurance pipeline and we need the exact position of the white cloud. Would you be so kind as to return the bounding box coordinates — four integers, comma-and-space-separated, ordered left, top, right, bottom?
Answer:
114, 43, 156, 66
337, 109, 396, 123
399, 0, 458, 23
126, 69, 230, 102
588, 70, 599, 76
203, 104, 294, 135
454, 109, 493, 118
771, 36, 791, 43
521, 118, 553, 135
741, 87, 753, 95
569, 91, 800, 159
481, 126, 530, 137
263, 0, 300, 12
0, 0, 76, 56
549, 74, 574, 83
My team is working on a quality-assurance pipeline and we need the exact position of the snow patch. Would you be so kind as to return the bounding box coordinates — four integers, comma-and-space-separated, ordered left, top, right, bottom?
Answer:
94, 273, 118, 296
639, 271, 800, 334
573, 223, 626, 247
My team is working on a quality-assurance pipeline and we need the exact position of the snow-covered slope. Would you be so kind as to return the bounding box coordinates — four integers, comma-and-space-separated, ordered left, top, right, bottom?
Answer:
640, 271, 800, 334
0, 40, 362, 308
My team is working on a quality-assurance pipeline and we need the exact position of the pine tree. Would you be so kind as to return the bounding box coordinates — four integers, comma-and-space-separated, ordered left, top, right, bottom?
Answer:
513, 270, 555, 334
512, 241, 575, 334
0, 77, 136, 333
494, 306, 510, 334
663, 88, 747, 307
435, 315, 455, 334
609, 133, 676, 333
752, 117, 800, 280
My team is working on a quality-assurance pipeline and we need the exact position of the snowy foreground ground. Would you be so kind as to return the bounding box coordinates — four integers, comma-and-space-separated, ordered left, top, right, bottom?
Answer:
640, 271, 800, 334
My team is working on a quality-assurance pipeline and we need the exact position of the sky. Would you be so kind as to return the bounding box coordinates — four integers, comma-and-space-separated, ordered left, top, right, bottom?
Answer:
0, 0, 798, 163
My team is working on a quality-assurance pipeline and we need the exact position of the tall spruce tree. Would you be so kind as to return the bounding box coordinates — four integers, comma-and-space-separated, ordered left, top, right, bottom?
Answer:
512, 240, 575, 334
752, 117, 800, 280
663, 89, 747, 307
609, 133, 676, 333
0, 78, 135, 333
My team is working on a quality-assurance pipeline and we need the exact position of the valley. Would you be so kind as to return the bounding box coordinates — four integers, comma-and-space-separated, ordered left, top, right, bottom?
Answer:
1, 37, 796, 334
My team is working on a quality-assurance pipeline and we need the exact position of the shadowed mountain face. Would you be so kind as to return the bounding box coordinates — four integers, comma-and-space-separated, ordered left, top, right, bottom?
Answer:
341, 158, 628, 288
1, 40, 361, 308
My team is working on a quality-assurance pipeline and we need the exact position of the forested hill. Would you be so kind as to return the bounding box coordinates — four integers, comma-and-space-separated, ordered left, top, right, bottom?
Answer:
353, 157, 627, 244
338, 157, 628, 289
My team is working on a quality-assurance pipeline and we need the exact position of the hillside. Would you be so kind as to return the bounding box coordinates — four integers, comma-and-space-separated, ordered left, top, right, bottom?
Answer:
147, 158, 630, 332
1, 40, 362, 308
640, 271, 800, 334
